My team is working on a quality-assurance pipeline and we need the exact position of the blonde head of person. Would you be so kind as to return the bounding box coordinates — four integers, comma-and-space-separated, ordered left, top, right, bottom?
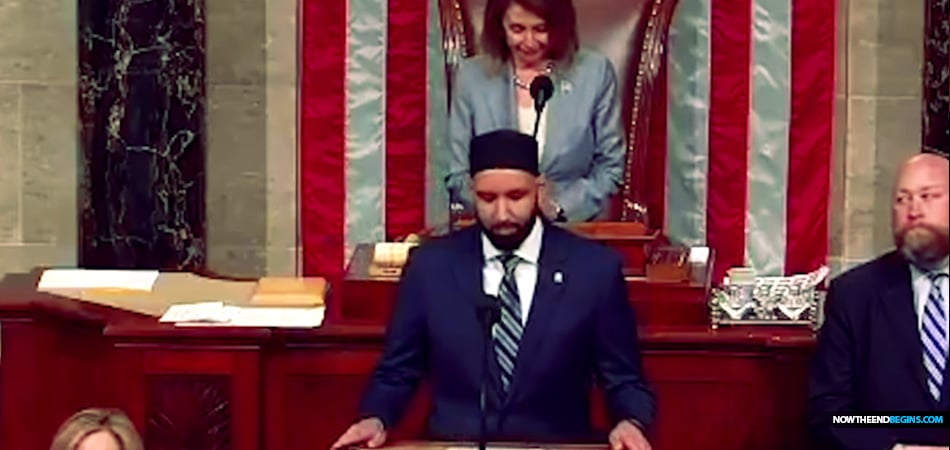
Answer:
50, 408, 143, 450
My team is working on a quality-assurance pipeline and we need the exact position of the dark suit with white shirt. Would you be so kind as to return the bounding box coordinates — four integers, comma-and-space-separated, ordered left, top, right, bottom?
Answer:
808, 251, 949, 449
358, 218, 655, 442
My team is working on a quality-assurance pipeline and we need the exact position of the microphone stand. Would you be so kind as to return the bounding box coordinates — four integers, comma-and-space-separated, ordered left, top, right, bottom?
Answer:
532, 107, 543, 139
532, 97, 547, 139
477, 298, 500, 450
529, 75, 553, 139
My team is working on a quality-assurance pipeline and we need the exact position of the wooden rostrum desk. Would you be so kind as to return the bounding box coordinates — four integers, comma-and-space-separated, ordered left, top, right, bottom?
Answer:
0, 227, 817, 450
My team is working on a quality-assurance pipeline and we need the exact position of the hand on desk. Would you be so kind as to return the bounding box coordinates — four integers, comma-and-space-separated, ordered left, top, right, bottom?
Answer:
608, 420, 651, 450
331, 417, 387, 450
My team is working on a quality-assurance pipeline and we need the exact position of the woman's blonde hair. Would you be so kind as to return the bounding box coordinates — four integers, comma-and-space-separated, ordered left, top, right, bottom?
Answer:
50, 408, 144, 450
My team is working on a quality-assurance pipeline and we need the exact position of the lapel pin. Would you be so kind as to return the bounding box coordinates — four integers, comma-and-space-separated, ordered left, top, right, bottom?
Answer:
553, 271, 563, 284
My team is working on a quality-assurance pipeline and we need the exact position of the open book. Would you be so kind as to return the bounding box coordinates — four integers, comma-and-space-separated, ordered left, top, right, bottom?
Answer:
159, 301, 325, 328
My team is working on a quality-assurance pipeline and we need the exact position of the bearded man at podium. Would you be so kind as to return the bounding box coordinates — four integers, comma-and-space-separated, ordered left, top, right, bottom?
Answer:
332, 130, 655, 450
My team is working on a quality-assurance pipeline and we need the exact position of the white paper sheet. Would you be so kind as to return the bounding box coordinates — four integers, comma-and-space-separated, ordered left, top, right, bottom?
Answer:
38, 269, 160, 291
163, 303, 325, 328
224, 306, 325, 328
688, 246, 710, 264
159, 302, 229, 323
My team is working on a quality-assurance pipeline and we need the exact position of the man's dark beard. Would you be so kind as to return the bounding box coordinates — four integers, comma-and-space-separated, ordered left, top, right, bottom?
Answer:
479, 213, 538, 251
895, 223, 950, 270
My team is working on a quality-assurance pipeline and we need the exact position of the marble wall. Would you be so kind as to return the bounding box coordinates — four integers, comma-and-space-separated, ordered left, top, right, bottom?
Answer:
923, 0, 949, 155
829, 0, 926, 274
78, 0, 207, 270
0, 0, 79, 276
204, 0, 299, 277
0, 0, 298, 278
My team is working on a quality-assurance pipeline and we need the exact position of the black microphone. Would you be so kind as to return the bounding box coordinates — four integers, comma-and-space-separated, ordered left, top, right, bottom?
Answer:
474, 295, 500, 450
529, 75, 554, 138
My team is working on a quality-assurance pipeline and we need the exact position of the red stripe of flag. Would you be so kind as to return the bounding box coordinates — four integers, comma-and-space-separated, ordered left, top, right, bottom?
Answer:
708, 0, 753, 282
785, 0, 835, 274
385, 0, 429, 240
301, 0, 346, 278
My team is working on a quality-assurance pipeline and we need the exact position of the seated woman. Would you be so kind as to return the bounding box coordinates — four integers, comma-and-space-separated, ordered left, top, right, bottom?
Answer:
50, 408, 143, 450
446, 0, 625, 222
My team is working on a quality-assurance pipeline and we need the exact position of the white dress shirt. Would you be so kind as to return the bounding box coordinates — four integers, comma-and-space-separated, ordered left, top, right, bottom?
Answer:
909, 260, 950, 343
481, 218, 544, 326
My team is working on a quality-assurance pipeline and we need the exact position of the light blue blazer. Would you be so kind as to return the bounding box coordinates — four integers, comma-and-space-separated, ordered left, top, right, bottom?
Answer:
445, 48, 625, 221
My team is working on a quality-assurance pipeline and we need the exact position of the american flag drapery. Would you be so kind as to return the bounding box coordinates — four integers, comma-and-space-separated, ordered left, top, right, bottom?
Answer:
299, 0, 836, 283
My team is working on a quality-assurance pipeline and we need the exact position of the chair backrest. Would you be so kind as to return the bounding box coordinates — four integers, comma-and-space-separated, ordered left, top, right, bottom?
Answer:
438, 0, 680, 225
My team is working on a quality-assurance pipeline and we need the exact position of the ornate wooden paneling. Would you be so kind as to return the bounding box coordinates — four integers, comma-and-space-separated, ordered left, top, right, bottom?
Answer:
146, 375, 231, 450
3, 281, 818, 450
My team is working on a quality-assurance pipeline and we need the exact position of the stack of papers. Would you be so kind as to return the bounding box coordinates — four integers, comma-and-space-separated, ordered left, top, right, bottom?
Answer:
159, 301, 325, 328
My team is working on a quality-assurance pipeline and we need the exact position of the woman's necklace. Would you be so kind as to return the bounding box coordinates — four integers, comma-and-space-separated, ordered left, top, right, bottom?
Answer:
513, 62, 555, 90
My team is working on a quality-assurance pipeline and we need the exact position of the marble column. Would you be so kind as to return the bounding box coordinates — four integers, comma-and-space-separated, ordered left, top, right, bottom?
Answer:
829, 0, 925, 275
205, 0, 299, 277
78, 0, 207, 270
923, 0, 949, 156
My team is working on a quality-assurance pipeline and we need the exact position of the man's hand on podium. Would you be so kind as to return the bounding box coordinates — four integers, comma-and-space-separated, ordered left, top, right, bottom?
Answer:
608, 420, 651, 450
331, 417, 387, 450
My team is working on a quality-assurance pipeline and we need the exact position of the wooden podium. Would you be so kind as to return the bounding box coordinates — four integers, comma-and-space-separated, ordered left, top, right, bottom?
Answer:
557, 222, 656, 276
382, 443, 607, 450
340, 223, 711, 327
1, 240, 817, 450
328, 223, 816, 450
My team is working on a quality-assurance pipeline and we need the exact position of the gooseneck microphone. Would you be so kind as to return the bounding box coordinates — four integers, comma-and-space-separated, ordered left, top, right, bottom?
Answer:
475, 295, 501, 450
529, 75, 554, 139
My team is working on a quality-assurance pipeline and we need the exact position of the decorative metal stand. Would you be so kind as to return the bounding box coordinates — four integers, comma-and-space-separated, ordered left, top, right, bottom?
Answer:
709, 266, 829, 330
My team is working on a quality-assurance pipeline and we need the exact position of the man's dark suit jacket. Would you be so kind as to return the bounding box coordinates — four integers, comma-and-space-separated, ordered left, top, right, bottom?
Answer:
808, 251, 949, 450
358, 222, 655, 442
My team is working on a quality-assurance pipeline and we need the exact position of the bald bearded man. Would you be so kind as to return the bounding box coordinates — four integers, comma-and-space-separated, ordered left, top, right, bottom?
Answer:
808, 152, 950, 450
